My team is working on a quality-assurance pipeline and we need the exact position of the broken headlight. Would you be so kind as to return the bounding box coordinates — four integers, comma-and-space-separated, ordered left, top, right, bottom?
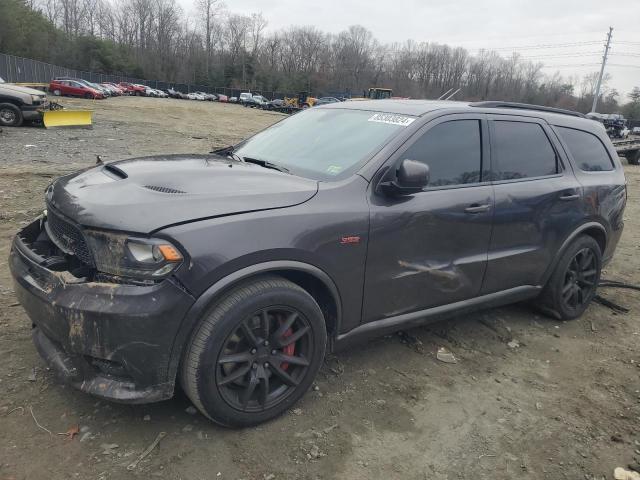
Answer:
84, 230, 183, 280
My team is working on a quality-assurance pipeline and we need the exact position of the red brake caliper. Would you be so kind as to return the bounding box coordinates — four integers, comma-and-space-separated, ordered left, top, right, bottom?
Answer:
281, 328, 295, 370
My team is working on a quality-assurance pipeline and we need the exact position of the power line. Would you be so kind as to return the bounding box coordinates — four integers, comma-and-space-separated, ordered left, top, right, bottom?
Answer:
476, 40, 602, 51
610, 52, 640, 57
539, 62, 640, 69
519, 52, 603, 59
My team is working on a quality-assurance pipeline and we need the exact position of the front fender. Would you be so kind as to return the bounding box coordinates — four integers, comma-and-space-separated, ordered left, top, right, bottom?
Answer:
165, 260, 342, 387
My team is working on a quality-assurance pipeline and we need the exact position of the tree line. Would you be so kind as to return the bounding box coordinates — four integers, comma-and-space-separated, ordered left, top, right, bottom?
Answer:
1, 0, 639, 116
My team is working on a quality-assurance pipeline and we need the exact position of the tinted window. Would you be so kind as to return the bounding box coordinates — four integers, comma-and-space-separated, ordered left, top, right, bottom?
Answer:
556, 127, 614, 171
492, 121, 557, 180
401, 120, 482, 187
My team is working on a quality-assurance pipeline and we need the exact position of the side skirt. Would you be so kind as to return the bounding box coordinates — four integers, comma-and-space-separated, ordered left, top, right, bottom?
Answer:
333, 285, 541, 351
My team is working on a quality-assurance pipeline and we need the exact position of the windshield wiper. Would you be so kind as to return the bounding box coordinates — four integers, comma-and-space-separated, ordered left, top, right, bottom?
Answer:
211, 146, 289, 173
211, 145, 242, 162
242, 157, 290, 174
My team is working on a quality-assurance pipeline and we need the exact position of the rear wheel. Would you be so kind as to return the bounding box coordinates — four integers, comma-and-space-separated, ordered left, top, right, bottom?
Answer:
181, 276, 327, 427
537, 235, 601, 320
0, 103, 23, 127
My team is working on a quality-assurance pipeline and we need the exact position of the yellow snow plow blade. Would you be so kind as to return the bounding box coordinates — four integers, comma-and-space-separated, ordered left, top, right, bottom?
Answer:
42, 109, 93, 128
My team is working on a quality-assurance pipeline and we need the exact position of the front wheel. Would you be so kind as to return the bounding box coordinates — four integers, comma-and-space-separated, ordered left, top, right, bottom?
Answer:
0, 103, 23, 127
181, 276, 327, 427
537, 235, 602, 320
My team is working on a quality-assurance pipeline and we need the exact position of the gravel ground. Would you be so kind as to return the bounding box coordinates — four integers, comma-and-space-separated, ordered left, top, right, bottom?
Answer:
0, 96, 639, 480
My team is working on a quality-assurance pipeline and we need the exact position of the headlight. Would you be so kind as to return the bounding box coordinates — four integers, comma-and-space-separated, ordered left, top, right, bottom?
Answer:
30, 94, 43, 104
84, 230, 184, 280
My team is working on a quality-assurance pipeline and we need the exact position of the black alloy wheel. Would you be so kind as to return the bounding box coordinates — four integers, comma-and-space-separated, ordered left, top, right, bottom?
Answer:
216, 306, 312, 412
181, 276, 326, 427
537, 235, 602, 320
561, 247, 598, 311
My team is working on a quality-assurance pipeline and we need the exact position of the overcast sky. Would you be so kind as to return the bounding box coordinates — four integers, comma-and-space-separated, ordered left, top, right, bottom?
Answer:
182, 0, 640, 98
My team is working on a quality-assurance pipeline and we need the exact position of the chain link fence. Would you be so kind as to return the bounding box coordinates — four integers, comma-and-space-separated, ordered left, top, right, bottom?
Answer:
0, 52, 298, 100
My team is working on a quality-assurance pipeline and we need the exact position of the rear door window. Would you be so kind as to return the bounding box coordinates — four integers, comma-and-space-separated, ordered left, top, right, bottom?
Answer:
401, 119, 483, 187
556, 127, 614, 171
491, 121, 558, 180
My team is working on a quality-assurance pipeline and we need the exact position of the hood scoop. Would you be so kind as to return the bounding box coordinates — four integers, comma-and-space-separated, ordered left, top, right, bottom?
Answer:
144, 185, 187, 194
103, 164, 128, 179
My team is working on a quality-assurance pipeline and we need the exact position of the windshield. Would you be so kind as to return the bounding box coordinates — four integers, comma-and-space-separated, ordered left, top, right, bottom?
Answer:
235, 108, 415, 181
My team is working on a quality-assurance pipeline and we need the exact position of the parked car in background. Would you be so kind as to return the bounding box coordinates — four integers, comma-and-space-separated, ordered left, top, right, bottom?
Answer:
53, 77, 109, 97
264, 98, 285, 110
167, 88, 183, 99
49, 79, 104, 99
632, 127, 640, 135
315, 97, 341, 106
239, 92, 252, 105
101, 83, 124, 95
217, 94, 228, 102
229, 96, 238, 103
194, 92, 215, 101
88, 82, 111, 97
118, 82, 146, 96
247, 94, 268, 108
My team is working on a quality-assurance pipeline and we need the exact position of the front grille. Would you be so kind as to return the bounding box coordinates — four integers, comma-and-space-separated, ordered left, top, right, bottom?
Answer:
46, 209, 95, 266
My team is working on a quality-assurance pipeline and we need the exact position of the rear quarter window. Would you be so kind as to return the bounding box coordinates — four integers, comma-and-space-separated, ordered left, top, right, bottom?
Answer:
556, 126, 614, 172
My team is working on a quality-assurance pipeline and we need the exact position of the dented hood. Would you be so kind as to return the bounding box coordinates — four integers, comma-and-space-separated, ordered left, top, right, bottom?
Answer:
47, 154, 318, 233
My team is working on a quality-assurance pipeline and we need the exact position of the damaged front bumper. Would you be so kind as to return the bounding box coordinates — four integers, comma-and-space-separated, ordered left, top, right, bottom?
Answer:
9, 218, 195, 404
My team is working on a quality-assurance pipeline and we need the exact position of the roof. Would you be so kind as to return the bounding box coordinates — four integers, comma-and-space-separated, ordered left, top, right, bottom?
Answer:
320, 98, 596, 129
321, 99, 465, 116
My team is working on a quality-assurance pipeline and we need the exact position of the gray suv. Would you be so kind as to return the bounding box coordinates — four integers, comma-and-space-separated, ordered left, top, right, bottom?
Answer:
10, 100, 627, 426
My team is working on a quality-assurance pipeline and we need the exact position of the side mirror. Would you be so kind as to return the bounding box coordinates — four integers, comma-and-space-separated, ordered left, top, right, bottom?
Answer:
379, 159, 430, 196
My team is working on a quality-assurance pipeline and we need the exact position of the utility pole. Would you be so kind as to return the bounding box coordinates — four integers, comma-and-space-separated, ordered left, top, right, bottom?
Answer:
591, 27, 613, 113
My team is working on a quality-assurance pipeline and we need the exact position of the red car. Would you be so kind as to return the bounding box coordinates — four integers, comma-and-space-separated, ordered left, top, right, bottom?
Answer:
217, 94, 228, 102
118, 82, 146, 96
49, 79, 104, 99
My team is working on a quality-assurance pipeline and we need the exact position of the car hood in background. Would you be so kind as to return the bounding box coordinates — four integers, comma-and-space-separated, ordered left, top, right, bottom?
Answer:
47, 154, 318, 233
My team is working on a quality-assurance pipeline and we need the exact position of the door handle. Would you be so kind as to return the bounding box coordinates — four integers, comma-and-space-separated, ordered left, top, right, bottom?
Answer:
464, 203, 490, 213
559, 193, 579, 201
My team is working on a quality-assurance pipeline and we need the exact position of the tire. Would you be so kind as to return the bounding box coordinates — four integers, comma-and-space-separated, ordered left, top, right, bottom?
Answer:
628, 150, 640, 166
537, 235, 602, 320
135, 91, 141, 96
0, 103, 23, 127
53, 89, 61, 96
84, 92, 92, 99
181, 275, 327, 427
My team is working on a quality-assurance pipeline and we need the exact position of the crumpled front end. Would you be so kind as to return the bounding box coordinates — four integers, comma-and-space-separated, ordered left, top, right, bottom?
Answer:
9, 216, 195, 403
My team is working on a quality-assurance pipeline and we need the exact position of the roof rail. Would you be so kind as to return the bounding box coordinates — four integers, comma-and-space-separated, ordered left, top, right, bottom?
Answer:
470, 101, 586, 118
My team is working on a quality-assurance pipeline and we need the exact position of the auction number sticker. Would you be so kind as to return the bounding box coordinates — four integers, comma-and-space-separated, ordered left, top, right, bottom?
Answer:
368, 113, 415, 126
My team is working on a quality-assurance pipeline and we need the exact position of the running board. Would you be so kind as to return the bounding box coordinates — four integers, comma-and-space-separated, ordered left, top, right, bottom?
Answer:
333, 285, 541, 350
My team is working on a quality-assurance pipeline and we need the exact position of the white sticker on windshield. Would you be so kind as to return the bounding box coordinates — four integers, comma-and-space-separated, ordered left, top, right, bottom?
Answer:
368, 113, 415, 126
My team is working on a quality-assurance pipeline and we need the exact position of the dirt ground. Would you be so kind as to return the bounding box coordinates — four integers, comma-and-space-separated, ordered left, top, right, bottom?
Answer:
0, 96, 639, 480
